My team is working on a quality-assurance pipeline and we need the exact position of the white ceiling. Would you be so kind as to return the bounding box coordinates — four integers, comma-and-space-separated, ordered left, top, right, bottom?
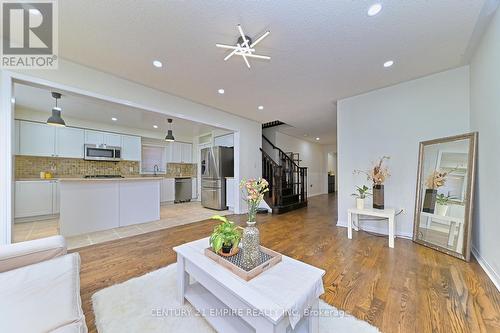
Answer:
54, 0, 487, 144
14, 83, 220, 139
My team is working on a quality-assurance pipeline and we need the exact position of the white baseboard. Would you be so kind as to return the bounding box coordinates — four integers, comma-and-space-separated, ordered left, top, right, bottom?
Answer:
471, 247, 500, 292
337, 220, 413, 239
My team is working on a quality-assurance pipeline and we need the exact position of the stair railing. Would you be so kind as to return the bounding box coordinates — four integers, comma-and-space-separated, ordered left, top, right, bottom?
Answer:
261, 135, 308, 207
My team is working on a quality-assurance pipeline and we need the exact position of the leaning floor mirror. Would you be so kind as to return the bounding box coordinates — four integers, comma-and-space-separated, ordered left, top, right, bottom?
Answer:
413, 132, 477, 261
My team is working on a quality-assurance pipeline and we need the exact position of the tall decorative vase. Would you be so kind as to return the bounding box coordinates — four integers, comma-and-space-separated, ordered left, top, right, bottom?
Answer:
241, 221, 260, 270
423, 189, 437, 213
373, 185, 384, 209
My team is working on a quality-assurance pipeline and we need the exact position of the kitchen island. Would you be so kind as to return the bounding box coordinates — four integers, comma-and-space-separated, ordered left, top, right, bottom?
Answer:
59, 177, 161, 237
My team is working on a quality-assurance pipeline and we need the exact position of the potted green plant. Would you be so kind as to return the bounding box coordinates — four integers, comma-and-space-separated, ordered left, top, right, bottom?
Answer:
209, 215, 241, 256
351, 185, 371, 209
435, 193, 457, 216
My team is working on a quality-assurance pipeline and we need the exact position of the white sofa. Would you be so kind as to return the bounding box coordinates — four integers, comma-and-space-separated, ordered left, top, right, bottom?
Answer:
0, 236, 87, 333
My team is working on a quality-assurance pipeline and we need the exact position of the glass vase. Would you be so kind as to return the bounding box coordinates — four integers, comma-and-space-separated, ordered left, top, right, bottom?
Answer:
241, 221, 260, 270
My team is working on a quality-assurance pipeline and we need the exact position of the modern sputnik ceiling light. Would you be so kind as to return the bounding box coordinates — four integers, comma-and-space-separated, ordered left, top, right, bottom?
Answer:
164, 118, 175, 142
47, 92, 66, 127
216, 25, 270, 69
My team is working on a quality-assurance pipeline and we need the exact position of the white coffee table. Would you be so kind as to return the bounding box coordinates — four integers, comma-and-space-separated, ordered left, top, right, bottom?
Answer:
173, 238, 325, 333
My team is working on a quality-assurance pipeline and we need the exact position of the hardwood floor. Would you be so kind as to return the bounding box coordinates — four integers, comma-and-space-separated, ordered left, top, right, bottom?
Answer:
73, 194, 500, 333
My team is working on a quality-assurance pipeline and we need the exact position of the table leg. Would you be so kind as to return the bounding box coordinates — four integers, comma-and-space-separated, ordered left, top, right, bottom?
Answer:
456, 222, 465, 253
448, 221, 456, 246
347, 212, 352, 239
353, 213, 359, 231
308, 299, 319, 333
388, 215, 395, 248
177, 253, 188, 305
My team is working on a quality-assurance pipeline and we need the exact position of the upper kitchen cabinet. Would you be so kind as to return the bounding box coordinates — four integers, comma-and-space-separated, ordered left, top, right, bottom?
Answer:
121, 135, 142, 161
84, 130, 104, 145
18, 120, 84, 158
55, 126, 84, 158
19, 121, 56, 157
181, 143, 193, 163
84, 130, 121, 147
168, 142, 192, 163
104, 133, 122, 146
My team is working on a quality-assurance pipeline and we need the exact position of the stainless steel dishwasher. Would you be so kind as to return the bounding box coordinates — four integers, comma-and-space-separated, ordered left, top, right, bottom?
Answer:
175, 178, 192, 203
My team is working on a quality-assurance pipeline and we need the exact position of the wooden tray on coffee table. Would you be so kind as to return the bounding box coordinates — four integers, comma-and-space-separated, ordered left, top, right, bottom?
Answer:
204, 246, 282, 281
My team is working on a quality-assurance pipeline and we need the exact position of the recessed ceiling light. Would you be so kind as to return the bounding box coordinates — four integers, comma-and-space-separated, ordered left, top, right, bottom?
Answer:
153, 125, 158, 129
367, 3, 382, 16
383, 60, 394, 68
111, 117, 117, 121
315, 137, 320, 141
218, 89, 225, 94
258, 105, 264, 110
152, 60, 163, 68
11, 97, 15, 104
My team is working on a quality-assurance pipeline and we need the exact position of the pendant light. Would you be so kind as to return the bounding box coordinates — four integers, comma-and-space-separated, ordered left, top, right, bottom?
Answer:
46, 92, 66, 127
164, 118, 175, 142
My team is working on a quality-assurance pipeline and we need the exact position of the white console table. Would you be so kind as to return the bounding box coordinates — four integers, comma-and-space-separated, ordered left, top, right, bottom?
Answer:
347, 207, 396, 248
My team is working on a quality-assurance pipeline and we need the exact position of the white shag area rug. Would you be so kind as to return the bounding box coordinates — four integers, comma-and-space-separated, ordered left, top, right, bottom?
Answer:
92, 264, 380, 333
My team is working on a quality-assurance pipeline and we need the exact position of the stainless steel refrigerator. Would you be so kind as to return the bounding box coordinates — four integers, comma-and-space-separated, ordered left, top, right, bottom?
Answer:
201, 146, 234, 210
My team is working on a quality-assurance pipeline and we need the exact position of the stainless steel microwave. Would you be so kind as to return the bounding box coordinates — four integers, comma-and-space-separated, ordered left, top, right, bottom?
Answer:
84, 144, 121, 161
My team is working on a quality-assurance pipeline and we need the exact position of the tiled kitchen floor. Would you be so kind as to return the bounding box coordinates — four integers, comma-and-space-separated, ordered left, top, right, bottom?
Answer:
13, 202, 233, 250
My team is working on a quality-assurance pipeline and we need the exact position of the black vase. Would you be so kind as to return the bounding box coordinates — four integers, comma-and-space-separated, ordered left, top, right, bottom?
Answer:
423, 189, 437, 213
373, 184, 384, 209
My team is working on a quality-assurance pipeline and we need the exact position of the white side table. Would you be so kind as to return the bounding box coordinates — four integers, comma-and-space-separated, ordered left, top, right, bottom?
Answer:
347, 207, 396, 248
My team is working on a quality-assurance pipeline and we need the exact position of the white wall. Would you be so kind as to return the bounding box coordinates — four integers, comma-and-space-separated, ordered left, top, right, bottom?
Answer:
337, 66, 470, 237
0, 60, 262, 243
470, 7, 500, 289
273, 131, 327, 197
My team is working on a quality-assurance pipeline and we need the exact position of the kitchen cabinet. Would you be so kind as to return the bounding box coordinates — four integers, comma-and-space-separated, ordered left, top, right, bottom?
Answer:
104, 133, 122, 147
170, 142, 182, 163
84, 130, 104, 145
168, 142, 192, 163
192, 178, 198, 199
15, 180, 59, 219
55, 126, 84, 158
84, 130, 121, 147
121, 135, 142, 161
160, 178, 175, 202
52, 181, 60, 214
19, 121, 56, 157
181, 143, 193, 163
18, 120, 84, 158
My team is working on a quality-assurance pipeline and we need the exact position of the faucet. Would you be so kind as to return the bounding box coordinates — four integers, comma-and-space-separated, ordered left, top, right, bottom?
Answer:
153, 164, 159, 176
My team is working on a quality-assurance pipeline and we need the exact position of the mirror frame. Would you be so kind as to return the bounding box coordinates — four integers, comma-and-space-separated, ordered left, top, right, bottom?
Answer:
413, 132, 478, 261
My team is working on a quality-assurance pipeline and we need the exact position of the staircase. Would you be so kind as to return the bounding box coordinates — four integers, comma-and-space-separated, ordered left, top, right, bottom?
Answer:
261, 135, 308, 214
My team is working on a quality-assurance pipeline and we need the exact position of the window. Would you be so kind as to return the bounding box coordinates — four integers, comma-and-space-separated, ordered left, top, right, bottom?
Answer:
141, 144, 166, 173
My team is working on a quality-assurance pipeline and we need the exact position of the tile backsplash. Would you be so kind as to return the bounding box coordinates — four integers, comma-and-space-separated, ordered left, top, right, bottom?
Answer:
15, 156, 140, 178
166, 163, 197, 178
